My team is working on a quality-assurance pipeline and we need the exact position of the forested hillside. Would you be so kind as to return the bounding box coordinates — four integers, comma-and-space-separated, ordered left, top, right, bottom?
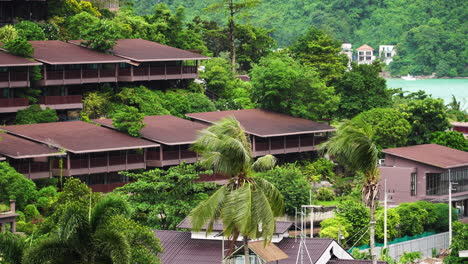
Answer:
131, 0, 468, 76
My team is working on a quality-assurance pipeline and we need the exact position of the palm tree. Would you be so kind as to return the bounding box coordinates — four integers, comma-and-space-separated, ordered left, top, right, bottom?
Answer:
320, 118, 379, 264
0, 231, 26, 264
190, 117, 283, 264
22, 196, 132, 264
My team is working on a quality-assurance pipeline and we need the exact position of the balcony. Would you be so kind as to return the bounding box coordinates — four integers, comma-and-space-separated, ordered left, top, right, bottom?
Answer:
39, 66, 118, 86
0, 98, 29, 113
52, 152, 146, 176
38, 95, 83, 110
0, 71, 30, 88
146, 146, 198, 167
252, 134, 327, 157
118, 65, 198, 82
11, 161, 51, 180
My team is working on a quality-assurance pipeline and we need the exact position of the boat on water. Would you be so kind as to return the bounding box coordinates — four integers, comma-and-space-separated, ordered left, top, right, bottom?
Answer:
401, 74, 416, 81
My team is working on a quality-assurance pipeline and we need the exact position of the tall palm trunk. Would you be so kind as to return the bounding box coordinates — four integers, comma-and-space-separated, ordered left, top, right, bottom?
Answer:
243, 236, 250, 264
228, 0, 236, 73
369, 202, 376, 264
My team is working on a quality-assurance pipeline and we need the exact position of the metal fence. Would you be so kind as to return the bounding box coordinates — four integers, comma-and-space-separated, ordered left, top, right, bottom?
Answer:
373, 232, 449, 260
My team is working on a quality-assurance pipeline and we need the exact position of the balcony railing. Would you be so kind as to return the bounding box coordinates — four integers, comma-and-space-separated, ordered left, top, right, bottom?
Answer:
0, 71, 28, 82
0, 98, 29, 107
118, 66, 198, 79
38, 95, 82, 105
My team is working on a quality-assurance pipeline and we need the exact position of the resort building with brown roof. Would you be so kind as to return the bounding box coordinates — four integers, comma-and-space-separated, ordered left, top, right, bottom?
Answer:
186, 109, 335, 157
0, 50, 42, 113
94, 115, 208, 167
2, 121, 159, 192
356, 44, 375, 65
378, 144, 468, 217
0, 39, 209, 117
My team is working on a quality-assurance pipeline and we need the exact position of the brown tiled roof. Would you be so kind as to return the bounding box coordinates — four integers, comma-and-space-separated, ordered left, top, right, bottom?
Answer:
177, 217, 293, 235
382, 144, 468, 169
2, 121, 159, 154
451, 122, 468, 128
154, 230, 341, 264
328, 260, 387, 264
29, 40, 128, 65
0, 132, 63, 159
186, 109, 335, 137
109, 39, 210, 62
356, 44, 374, 51
0, 51, 42, 67
94, 115, 208, 145
248, 241, 288, 262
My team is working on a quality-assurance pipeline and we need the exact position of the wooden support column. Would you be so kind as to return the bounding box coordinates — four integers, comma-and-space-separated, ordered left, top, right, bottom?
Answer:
62, 67, 65, 85
98, 65, 101, 83
164, 64, 167, 80
107, 152, 110, 172
252, 136, 256, 153
178, 145, 182, 163
125, 150, 128, 170
28, 160, 31, 179
80, 64, 83, 84
114, 64, 118, 81
283, 136, 286, 153
26, 68, 29, 87
268, 138, 271, 154
298, 135, 301, 152
88, 154, 91, 175
130, 65, 134, 82
8, 70, 11, 88
160, 146, 164, 164
313, 133, 315, 146
67, 154, 71, 170
148, 64, 151, 81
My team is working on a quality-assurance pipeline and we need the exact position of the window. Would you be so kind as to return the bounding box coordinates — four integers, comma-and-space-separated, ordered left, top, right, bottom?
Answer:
426, 173, 442, 195
411, 173, 417, 196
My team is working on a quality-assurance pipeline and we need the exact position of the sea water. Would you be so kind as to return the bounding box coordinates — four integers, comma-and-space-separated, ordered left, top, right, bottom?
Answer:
386, 78, 468, 104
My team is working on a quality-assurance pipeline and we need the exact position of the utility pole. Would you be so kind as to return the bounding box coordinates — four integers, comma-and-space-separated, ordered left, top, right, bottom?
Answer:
448, 169, 457, 247
384, 179, 388, 249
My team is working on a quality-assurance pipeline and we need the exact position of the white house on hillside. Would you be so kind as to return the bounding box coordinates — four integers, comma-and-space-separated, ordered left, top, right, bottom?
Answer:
379, 45, 397, 65
356, 44, 375, 65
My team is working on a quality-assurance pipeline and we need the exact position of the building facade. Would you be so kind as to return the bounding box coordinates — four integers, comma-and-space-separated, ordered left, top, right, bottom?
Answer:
378, 45, 396, 65
378, 144, 468, 217
356, 44, 375, 65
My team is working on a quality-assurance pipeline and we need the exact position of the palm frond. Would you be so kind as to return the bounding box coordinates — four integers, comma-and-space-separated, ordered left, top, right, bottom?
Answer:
22, 237, 71, 264
221, 183, 253, 237
189, 185, 228, 233
255, 178, 284, 217
93, 228, 130, 264
91, 195, 131, 230
252, 155, 277, 172
0, 232, 25, 264
250, 187, 276, 242
58, 203, 90, 242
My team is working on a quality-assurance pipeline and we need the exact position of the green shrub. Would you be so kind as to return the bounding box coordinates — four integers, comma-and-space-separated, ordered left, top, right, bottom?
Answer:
315, 187, 336, 201
15, 105, 59, 124
24, 204, 40, 222
0, 203, 10, 212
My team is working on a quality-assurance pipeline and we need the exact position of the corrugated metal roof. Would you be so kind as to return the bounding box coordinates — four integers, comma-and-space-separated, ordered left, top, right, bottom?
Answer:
328, 260, 387, 264
186, 109, 335, 137
177, 217, 293, 235
249, 241, 288, 262
109, 39, 210, 62
0, 50, 42, 67
29, 40, 128, 65
0, 132, 63, 159
2, 121, 159, 154
94, 115, 208, 145
356, 44, 374, 51
382, 144, 468, 169
154, 230, 338, 264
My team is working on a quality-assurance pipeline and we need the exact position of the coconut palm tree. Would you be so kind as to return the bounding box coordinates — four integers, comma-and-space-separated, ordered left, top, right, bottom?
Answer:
320, 118, 379, 264
22, 196, 132, 264
190, 117, 283, 264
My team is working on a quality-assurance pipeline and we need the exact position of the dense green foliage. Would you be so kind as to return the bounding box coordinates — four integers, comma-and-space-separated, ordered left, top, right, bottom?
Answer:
2, 38, 34, 57
0, 162, 38, 211
134, 0, 467, 76
112, 106, 146, 137
250, 53, 339, 120
444, 222, 468, 264
353, 108, 412, 150
399, 97, 450, 145
116, 164, 218, 229
256, 164, 311, 215
15, 105, 59, 125
335, 62, 391, 119
430, 131, 468, 151
303, 158, 336, 182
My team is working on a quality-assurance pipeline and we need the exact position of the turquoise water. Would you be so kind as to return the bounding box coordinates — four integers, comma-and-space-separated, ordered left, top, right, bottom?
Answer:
386, 78, 468, 104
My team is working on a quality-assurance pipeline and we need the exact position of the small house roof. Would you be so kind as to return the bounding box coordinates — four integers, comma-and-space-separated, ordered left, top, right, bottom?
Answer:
328, 260, 387, 264
0, 50, 42, 67
94, 115, 208, 145
0, 132, 63, 159
186, 109, 335, 137
109, 39, 210, 62
382, 144, 468, 169
154, 230, 349, 264
356, 44, 374, 51
247, 241, 288, 262
177, 217, 293, 235
451, 121, 468, 128
2, 121, 159, 154
29, 40, 128, 65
